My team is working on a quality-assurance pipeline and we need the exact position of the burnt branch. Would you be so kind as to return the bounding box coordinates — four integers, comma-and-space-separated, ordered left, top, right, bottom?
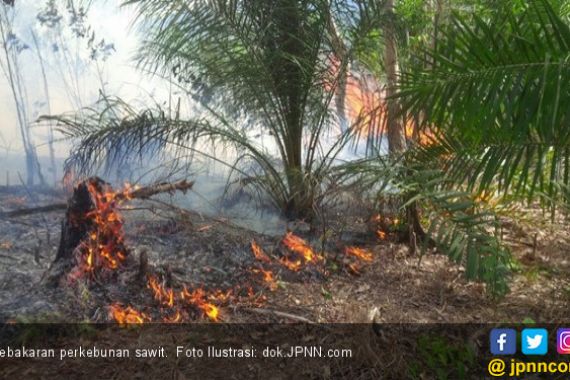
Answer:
0, 179, 194, 219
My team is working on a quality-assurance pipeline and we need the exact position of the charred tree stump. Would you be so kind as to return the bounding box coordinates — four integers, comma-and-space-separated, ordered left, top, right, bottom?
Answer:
43, 178, 194, 287
54, 179, 97, 263
44, 177, 127, 287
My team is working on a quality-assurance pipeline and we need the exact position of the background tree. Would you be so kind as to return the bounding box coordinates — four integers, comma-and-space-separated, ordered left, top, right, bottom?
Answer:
0, 3, 44, 186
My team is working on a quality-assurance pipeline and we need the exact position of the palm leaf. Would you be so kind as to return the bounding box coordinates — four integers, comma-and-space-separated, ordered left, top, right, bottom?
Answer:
398, 0, 570, 211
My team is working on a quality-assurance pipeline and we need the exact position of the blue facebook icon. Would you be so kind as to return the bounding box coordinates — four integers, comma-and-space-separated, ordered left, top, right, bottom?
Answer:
490, 329, 517, 355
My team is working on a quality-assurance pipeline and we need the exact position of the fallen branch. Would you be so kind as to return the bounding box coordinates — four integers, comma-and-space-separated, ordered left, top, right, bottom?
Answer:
0, 179, 194, 219
240, 307, 315, 323
0, 203, 67, 218
120, 179, 194, 201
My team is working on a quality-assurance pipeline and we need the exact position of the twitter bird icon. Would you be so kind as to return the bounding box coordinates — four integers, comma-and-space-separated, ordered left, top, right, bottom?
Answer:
522, 328, 548, 355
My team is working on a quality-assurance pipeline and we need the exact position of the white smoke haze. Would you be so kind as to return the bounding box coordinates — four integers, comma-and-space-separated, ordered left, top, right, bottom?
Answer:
0, 0, 163, 159
0, 0, 380, 234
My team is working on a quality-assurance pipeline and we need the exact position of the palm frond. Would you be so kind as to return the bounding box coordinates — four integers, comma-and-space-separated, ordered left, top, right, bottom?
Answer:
398, 0, 570, 211
334, 154, 511, 296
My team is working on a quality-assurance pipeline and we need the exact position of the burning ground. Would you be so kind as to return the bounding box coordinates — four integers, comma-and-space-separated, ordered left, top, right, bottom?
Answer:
0, 181, 569, 324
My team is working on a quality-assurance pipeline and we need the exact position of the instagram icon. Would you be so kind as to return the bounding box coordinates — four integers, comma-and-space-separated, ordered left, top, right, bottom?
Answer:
557, 329, 570, 354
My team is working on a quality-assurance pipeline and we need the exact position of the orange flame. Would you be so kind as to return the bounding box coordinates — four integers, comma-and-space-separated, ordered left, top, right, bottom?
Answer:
345, 246, 373, 262
347, 263, 361, 275
377, 231, 387, 240
251, 240, 271, 263
68, 180, 235, 324
181, 286, 220, 321
109, 304, 149, 324
279, 257, 303, 272
252, 268, 278, 291
126, 275, 224, 322
282, 232, 322, 263
76, 180, 132, 276
164, 311, 183, 323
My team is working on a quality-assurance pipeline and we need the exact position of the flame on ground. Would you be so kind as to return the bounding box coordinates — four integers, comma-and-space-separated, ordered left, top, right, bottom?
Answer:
376, 230, 387, 240
279, 257, 303, 272
347, 263, 361, 275
66, 180, 231, 324
109, 276, 228, 324
180, 286, 219, 321
251, 267, 278, 291
251, 240, 271, 263
281, 232, 323, 269
146, 275, 222, 322
109, 304, 149, 324
345, 246, 373, 262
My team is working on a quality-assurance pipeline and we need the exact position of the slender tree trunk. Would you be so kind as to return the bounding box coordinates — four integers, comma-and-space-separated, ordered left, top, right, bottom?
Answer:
0, 8, 43, 186
382, 0, 426, 253
325, 5, 349, 133
431, 0, 443, 67
382, 0, 406, 154
31, 30, 57, 186
271, 0, 310, 219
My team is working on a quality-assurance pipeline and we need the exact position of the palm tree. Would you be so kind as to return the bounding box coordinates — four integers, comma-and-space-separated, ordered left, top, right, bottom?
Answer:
382, 0, 570, 294
399, 0, 570, 213
56, 0, 381, 220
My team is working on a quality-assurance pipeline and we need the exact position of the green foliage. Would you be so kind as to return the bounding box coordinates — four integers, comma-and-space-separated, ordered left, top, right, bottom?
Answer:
335, 153, 511, 296
408, 179, 511, 297
408, 334, 476, 380
398, 0, 570, 214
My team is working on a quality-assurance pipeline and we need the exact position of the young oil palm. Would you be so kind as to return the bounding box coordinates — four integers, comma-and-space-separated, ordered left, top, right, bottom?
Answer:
399, 0, 570, 211
56, 0, 383, 220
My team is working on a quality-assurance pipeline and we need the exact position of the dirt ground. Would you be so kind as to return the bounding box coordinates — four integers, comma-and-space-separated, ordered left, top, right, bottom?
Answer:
0, 185, 568, 323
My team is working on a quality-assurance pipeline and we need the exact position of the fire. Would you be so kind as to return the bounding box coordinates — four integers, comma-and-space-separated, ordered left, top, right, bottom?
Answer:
76, 180, 132, 276
145, 275, 222, 321
164, 311, 182, 323
75, 179, 369, 324
345, 246, 373, 262
377, 230, 387, 240
282, 232, 322, 263
347, 263, 361, 275
180, 286, 220, 321
109, 304, 149, 324
252, 268, 278, 291
279, 257, 303, 272
62, 179, 236, 324
148, 276, 174, 307
251, 240, 271, 263
203, 304, 219, 321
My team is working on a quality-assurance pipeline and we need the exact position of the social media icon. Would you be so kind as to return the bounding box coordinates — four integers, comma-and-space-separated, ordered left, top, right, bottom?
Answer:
557, 328, 570, 354
490, 329, 516, 355
522, 328, 548, 355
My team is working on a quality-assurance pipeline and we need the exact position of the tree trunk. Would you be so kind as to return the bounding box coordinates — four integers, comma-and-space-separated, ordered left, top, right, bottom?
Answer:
325, 4, 349, 133
271, 0, 310, 219
31, 30, 57, 186
382, 0, 427, 254
44, 178, 101, 286
0, 8, 44, 186
382, 0, 406, 154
